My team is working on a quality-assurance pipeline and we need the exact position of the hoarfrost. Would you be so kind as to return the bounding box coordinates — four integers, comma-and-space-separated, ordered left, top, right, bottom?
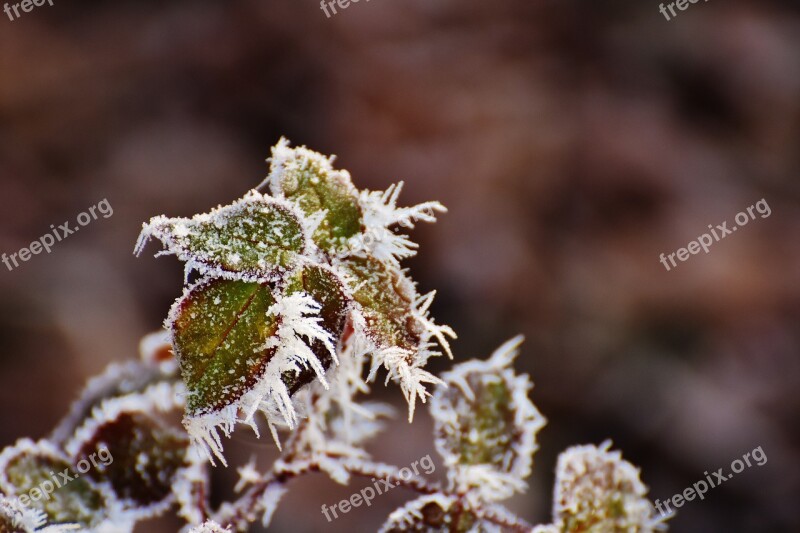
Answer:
356, 182, 446, 266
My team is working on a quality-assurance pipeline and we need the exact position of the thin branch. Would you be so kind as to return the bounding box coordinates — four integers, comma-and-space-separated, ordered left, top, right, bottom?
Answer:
478, 506, 534, 532
213, 461, 316, 529
213, 452, 535, 531
337, 456, 443, 495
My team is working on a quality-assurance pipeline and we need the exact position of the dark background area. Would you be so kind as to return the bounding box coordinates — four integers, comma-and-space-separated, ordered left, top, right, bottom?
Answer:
1, 0, 798, 531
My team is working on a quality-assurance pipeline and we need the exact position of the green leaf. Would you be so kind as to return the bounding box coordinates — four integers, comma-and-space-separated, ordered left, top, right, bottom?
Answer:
341, 255, 419, 351
269, 144, 362, 252
170, 278, 279, 416
442, 375, 516, 467
137, 192, 308, 280
0, 442, 107, 528
74, 413, 189, 508
171, 268, 351, 418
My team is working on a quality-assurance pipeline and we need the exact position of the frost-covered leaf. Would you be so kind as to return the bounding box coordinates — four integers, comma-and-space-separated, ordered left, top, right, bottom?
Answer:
135, 191, 311, 282
264, 139, 362, 252
551, 442, 665, 533
343, 255, 420, 352
61, 383, 192, 522
170, 268, 350, 464
342, 255, 455, 420
430, 336, 546, 501
295, 265, 350, 335
56, 389, 209, 530
170, 278, 279, 417
69, 412, 189, 511
0, 440, 109, 529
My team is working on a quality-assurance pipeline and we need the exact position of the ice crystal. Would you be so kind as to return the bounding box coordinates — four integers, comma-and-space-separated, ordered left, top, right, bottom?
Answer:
188, 520, 231, 533
233, 457, 261, 493
285, 334, 394, 460
0, 496, 47, 533
354, 182, 446, 266
258, 291, 337, 397
258, 483, 288, 527
319, 346, 395, 448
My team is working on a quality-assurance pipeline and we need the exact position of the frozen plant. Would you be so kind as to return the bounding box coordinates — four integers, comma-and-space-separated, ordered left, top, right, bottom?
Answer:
0, 140, 669, 532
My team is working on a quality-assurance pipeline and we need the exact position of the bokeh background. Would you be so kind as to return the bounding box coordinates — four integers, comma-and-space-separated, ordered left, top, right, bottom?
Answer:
1, 0, 799, 531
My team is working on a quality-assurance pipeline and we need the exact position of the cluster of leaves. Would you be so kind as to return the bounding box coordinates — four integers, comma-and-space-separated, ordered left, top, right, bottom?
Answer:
0, 334, 206, 532
0, 140, 668, 532
134, 138, 455, 465
384, 338, 667, 533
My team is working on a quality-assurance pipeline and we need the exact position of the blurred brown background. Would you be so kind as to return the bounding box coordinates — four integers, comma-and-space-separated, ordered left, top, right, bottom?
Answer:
1, 0, 798, 531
